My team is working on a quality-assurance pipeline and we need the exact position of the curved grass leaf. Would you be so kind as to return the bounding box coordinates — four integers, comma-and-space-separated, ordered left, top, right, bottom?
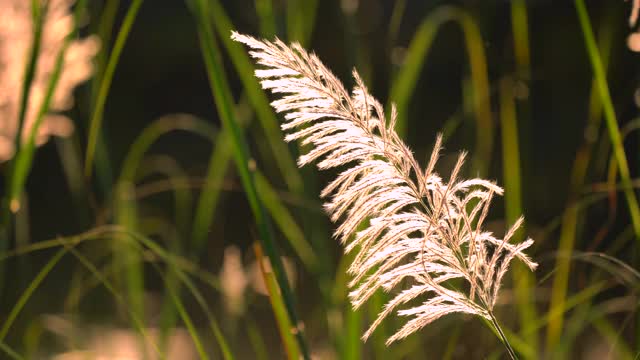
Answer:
85, 0, 144, 176
388, 5, 492, 176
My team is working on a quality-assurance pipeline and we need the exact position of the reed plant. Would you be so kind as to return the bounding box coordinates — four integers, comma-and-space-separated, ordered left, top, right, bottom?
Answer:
0, 1, 639, 359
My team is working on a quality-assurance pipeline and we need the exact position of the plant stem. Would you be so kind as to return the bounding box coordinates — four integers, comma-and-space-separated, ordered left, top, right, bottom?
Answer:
488, 311, 518, 360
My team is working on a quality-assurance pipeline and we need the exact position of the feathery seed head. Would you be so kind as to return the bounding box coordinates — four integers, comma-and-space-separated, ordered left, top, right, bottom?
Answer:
0, 0, 99, 161
232, 31, 537, 344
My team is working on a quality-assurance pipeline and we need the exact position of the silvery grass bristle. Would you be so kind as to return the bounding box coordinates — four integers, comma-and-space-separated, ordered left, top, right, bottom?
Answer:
231, 31, 537, 345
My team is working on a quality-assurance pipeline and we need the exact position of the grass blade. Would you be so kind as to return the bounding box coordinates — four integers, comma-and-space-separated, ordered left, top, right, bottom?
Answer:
547, 1, 640, 348
388, 6, 492, 176
573, 0, 640, 236
499, 76, 538, 357
253, 242, 301, 360
188, 1, 310, 357
286, 0, 318, 46
84, 0, 144, 176
206, 0, 304, 193
0, 342, 24, 360
255, 0, 276, 38
254, 171, 319, 273
0, 248, 67, 342
65, 245, 161, 358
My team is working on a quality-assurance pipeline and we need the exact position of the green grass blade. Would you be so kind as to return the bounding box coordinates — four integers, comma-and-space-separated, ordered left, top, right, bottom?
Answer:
91, 0, 122, 102
254, 171, 319, 273
247, 320, 269, 360
114, 182, 145, 329
286, 0, 318, 46
0, 248, 67, 342
191, 129, 232, 250
206, 0, 304, 193
388, 6, 492, 176
510, 0, 530, 78
167, 264, 234, 360
499, 77, 538, 357
547, 1, 640, 348
87, 0, 122, 193
573, 0, 640, 235
255, 0, 276, 38
0, 342, 24, 360
119, 115, 217, 183
387, 0, 406, 46
117, 116, 210, 334
343, 302, 362, 360
137, 155, 193, 237
154, 265, 209, 360
84, 0, 144, 176
121, 228, 234, 359
65, 245, 161, 358
187, 2, 310, 357
191, 98, 251, 253
113, 112, 221, 253
253, 243, 301, 360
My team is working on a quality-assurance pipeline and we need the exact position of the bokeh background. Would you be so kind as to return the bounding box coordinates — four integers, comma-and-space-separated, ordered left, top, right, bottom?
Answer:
1, 0, 640, 358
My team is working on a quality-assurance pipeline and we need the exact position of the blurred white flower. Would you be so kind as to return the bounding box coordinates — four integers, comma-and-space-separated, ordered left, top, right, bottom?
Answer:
0, 0, 99, 161
51, 327, 197, 360
628, 32, 640, 52
219, 245, 249, 316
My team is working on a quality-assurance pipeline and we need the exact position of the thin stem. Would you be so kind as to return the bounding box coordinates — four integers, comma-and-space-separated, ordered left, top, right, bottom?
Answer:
489, 311, 518, 360
84, 0, 144, 177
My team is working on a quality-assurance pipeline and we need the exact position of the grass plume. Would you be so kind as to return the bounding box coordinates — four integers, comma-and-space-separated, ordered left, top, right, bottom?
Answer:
232, 32, 537, 351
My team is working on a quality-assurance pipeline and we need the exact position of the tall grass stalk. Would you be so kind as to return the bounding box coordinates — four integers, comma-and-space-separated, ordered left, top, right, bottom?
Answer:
507, 3, 540, 354
573, 0, 640, 235
253, 243, 302, 360
189, 1, 310, 358
206, 0, 304, 194
499, 76, 538, 357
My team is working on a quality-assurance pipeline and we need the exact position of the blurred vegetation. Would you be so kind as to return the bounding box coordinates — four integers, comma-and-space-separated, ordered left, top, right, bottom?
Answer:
1, 0, 640, 358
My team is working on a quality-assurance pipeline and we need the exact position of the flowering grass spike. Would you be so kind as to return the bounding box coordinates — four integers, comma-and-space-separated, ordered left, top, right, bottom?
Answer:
232, 31, 537, 347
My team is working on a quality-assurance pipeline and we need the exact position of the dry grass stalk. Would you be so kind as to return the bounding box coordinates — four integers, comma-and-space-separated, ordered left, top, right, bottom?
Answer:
232, 31, 537, 346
